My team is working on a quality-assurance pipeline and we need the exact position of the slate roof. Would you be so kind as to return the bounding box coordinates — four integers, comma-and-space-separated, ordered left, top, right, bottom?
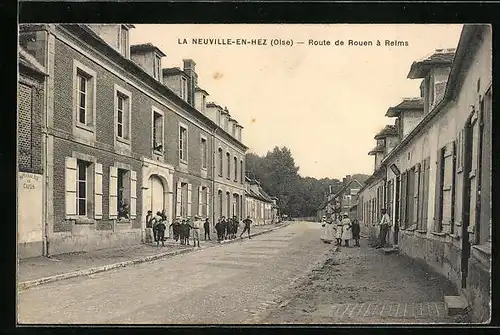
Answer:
385, 98, 424, 117
407, 48, 456, 79
374, 125, 399, 139
19, 47, 47, 76
368, 144, 385, 155
130, 43, 166, 57
196, 86, 209, 95
331, 178, 364, 199
162, 67, 185, 76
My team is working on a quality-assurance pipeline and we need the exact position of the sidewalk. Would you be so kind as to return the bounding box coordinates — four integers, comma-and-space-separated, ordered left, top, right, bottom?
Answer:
18, 222, 289, 290
262, 236, 462, 324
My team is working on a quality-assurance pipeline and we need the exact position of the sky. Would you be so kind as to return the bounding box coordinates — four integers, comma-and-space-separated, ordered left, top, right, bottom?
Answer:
130, 24, 463, 180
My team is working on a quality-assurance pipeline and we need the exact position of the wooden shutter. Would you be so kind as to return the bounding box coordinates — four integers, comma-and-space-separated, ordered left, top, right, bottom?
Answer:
94, 163, 103, 220
187, 183, 192, 217
206, 187, 210, 218
400, 171, 407, 229
198, 186, 203, 215
433, 149, 443, 231
109, 166, 118, 219
422, 158, 430, 230
130, 170, 137, 219
65, 157, 78, 218
414, 164, 421, 226
176, 181, 182, 217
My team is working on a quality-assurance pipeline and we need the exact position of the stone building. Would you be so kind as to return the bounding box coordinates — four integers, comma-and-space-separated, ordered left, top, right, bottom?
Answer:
18, 46, 47, 258
17, 24, 247, 256
245, 177, 275, 226
358, 25, 492, 322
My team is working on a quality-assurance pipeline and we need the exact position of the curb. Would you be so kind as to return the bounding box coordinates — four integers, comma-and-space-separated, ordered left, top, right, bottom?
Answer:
18, 222, 292, 291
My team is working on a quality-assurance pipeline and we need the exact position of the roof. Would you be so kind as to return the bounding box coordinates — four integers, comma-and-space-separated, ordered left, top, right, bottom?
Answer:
162, 67, 186, 76
383, 25, 488, 167
368, 144, 385, 155
407, 48, 456, 79
385, 98, 424, 117
196, 86, 209, 95
358, 167, 386, 193
331, 178, 364, 199
206, 102, 223, 110
130, 43, 166, 57
374, 125, 398, 139
18, 47, 47, 76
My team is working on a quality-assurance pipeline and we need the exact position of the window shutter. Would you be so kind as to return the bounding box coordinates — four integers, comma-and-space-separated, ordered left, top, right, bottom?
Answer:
206, 187, 211, 218
176, 181, 182, 218
433, 150, 443, 231
130, 170, 137, 219
109, 166, 118, 219
65, 157, 78, 218
422, 158, 430, 230
414, 164, 421, 225
198, 186, 202, 215
400, 171, 407, 228
187, 183, 192, 217
94, 163, 103, 220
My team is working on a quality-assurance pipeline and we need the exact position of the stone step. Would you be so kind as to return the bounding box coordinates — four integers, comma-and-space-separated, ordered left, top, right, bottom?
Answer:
444, 295, 469, 316
382, 247, 398, 254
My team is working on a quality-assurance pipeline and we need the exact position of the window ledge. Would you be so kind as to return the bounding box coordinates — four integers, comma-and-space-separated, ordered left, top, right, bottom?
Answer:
116, 219, 131, 224
472, 243, 492, 256
469, 169, 476, 179
180, 159, 188, 166
431, 231, 447, 237
449, 233, 460, 240
116, 137, 131, 145
75, 217, 95, 225
416, 229, 427, 234
153, 150, 163, 156
443, 186, 452, 191
76, 123, 95, 133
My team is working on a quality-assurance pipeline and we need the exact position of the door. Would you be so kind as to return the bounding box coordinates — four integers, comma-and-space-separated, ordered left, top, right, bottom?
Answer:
394, 176, 400, 245
150, 175, 165, 215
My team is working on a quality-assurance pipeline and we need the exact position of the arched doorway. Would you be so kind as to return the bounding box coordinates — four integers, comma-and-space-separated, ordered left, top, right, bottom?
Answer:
144, 174, 171, 237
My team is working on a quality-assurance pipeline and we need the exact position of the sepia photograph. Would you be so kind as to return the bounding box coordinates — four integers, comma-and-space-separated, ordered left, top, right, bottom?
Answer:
17, 23, 491, 325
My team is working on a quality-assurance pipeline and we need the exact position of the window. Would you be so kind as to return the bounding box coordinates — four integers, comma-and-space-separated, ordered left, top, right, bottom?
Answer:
179, 125, 188, 162
226, 152, 231, 179
226, 192, 231, 218
18, 83, 34, 172
181, 77, 188, 100
180, 182, 188, 217
73, 61, 96, 131
201, 95, 206, 113
152, 110, 164, 153
115, 85, 131, 142
77, 160, 89, 216
218, 148, 223, 176
240, 160, 244, 184
117, 169, 131, 220
218, 190, 223, 217
201, 137, 207, 169
77, 73, 88, 125
216, 110, 221, 125
120, 26, 129, 58
153, 54, 161, 80
199, 186, 209, 217
234, 156, 238, 181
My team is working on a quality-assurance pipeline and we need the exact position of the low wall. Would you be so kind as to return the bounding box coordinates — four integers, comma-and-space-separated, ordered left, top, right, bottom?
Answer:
49, 224, 142, 256
465, 255, 491, 323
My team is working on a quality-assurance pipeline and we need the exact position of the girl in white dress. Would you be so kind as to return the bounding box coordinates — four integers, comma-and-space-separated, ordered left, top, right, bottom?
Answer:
341, 213, 353, 247
335, 214, 343, 246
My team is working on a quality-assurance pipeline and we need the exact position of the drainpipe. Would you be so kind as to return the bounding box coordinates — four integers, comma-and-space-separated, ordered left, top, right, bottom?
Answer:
42, 27, 51, 257
211, 127, 217, 229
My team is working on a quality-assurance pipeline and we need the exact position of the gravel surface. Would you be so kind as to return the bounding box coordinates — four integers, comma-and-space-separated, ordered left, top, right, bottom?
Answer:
261, 238, 463, 324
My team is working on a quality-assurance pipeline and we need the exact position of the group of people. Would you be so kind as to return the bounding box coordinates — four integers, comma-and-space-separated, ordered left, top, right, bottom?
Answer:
215, 216, 253, 242
146, 210, 254, 247
321, 213, 361, 247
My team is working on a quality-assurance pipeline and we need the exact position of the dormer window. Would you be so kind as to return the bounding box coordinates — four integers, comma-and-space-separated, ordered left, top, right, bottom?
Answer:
181, 77, 188, 100
201, 95, 206, 113
153, 54, 161, 80
119, 26, 130, 58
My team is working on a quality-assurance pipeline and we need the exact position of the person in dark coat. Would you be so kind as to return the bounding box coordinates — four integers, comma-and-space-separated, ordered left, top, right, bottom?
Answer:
204, 218, 211, 240
233, 216, 239, 238
240, 216, 252, 239
170, 217, 181, 242
184, 218, 195, 246
152, 212, 163, 243
215, 218, 223, 242
179, 219, 187, 245
155, 218, 167, 247
222, 217, 229, 240
352, 219, 361, 247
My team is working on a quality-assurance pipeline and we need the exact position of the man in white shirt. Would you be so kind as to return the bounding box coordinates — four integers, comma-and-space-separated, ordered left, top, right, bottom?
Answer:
376, 208, 391, 249
192, 215, 202, 247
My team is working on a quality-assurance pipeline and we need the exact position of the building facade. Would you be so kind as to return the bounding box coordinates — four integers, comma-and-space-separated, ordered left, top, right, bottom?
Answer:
245, 177, 276, 226
358, 25, 492, 322
17, 24, 248, 256
18, 47, 47, 258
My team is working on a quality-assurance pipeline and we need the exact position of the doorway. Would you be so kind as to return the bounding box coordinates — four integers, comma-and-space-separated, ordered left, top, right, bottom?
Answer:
394, 176, 400, 246
461, 115, 474, 289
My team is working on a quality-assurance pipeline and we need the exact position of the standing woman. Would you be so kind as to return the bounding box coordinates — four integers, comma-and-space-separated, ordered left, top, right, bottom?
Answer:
335, 214, 343, 246
341, 213, 353, 247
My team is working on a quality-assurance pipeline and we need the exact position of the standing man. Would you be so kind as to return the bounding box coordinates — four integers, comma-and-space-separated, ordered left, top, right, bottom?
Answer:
179, 219, 187, 245
240, 216, 253, 239
204, 218, 211, 241
155, 217, 167, 248
170, 217, 181, 242
191, 215, 202, 247
352, 219, 361, 247
215, 217, 223, 242
376, 208, 391, 249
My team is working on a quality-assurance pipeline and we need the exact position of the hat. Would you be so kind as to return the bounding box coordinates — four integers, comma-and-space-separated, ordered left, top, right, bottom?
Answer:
194, 215, 201, 219
343, 213, 348, 217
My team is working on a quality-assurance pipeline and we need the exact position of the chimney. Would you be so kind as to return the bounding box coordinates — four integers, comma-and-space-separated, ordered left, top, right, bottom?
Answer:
183, 59, 197, 107
346, 175, 351, 181
342, 177, 346, 184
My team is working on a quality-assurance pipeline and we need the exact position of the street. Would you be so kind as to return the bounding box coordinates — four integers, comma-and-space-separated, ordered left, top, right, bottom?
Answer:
18, 222, 332, 324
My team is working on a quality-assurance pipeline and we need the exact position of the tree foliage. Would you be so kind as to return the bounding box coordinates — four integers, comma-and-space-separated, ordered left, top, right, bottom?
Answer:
246, 146, 353, 217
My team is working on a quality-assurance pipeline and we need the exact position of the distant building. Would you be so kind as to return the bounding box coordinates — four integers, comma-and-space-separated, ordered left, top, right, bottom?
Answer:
317, 175, 363, 221
245, 177, 276, 225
